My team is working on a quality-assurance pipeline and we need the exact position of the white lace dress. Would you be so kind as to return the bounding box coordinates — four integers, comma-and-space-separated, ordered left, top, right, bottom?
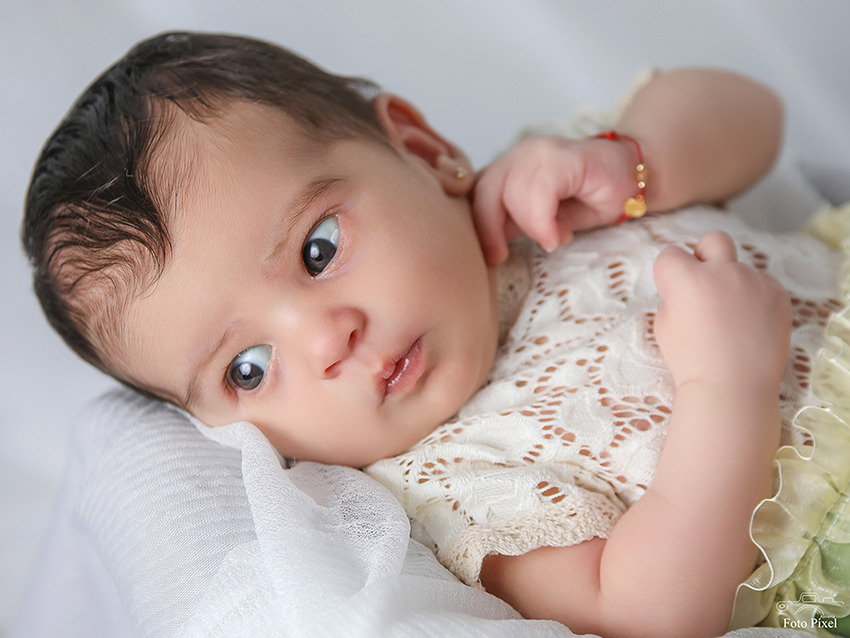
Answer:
364, 206, 842, 588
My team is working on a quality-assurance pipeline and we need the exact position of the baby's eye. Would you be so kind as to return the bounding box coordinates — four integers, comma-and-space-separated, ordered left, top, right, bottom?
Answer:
302, 215, 339, 276
227, 345, 272, 391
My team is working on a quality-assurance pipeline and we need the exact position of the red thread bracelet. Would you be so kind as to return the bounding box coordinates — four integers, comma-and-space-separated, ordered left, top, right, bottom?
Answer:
594, 131, 648, 225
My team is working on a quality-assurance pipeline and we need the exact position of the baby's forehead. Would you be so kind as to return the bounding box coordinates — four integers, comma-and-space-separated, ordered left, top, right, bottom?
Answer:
169, 99, 319, 153
158, 100, 325, 190
148, 102, 303, 231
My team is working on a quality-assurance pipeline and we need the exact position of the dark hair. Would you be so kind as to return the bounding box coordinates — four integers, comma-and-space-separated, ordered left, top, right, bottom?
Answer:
22, 31, 383, 381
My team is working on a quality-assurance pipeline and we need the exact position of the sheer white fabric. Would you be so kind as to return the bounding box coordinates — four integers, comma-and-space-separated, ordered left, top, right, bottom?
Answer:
10, 389, 572, 637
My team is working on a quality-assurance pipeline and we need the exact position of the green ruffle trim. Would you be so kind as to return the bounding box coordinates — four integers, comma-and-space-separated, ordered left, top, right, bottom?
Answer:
730, 202, 850, 636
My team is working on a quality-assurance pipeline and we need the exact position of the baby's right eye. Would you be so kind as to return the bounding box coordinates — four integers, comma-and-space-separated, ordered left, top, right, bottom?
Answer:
227, 345, 272, 391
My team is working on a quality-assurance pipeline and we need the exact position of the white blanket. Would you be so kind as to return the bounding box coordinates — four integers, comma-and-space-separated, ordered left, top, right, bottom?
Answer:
9, 389, 568, 637
10, 388, 814, 637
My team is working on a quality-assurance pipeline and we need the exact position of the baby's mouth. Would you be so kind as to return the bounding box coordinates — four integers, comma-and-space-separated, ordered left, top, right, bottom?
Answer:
381, 337, 425, 401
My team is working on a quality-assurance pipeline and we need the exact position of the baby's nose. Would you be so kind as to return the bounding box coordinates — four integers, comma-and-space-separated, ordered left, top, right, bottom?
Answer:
300, 306, 365, 379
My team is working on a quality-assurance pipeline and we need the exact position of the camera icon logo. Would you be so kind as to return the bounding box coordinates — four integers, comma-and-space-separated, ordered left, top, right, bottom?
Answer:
776, 592, 844, 612
775, 593, 844, 631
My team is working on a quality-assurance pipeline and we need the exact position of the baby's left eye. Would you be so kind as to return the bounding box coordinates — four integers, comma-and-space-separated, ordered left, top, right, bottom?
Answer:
227, 345, 272, 391
302, 216, 340, 276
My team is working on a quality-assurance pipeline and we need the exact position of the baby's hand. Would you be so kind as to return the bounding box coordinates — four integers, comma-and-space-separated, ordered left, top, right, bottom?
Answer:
653, 231, 792, 390
472, 136, 641, 265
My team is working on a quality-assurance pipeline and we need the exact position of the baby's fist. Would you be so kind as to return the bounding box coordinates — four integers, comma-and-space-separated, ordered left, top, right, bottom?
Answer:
653, 231, 792, 390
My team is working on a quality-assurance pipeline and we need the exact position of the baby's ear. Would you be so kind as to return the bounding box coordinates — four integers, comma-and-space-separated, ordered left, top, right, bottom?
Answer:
373, 94, 473, 196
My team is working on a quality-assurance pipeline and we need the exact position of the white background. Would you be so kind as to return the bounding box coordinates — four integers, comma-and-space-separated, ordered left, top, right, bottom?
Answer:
2, 0, 849, 631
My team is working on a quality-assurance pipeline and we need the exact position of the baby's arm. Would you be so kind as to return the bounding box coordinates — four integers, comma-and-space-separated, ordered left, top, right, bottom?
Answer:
616, 68, 783, 212
473, 68, 783, 264
480, 232, 791, 638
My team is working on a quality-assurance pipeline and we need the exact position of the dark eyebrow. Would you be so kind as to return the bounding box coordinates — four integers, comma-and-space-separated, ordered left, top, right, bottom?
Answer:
264, 176, 346, 265
182, 176, 346, 410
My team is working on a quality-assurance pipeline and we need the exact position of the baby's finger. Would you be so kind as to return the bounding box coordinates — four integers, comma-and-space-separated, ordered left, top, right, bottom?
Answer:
694, 230, 738, 263
653, 245, 695, 299
474, 208, 510, 266
472, 173, 511, 265
501, 171, 561, 252
556, 199, 610, 234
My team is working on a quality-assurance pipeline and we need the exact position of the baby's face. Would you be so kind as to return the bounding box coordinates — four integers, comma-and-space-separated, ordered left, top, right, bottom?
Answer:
117, 101, 500, 466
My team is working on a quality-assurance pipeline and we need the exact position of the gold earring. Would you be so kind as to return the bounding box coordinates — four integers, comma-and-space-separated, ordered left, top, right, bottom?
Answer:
454, 166, 469, 180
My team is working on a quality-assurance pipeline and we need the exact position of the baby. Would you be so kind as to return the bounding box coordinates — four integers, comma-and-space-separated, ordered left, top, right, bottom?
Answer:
23, 32, 850, 637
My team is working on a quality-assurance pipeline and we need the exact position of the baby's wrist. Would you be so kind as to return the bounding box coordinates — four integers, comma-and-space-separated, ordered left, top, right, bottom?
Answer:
591, 130, 649, 225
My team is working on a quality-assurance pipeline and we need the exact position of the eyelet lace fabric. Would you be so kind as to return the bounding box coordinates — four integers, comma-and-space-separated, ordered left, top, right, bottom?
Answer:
364, 206, 843, 588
